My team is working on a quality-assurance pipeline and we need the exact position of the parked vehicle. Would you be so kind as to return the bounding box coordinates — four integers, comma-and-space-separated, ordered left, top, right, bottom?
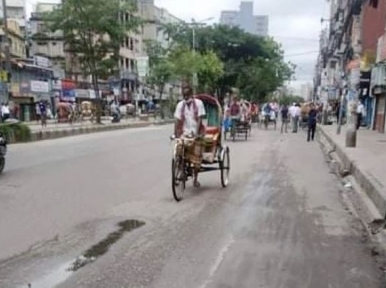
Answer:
0, 132, 7, 174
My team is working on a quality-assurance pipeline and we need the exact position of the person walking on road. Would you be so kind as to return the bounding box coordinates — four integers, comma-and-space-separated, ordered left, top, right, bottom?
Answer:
289, 103, 300, 133
356, 101, 365, 130
307, 103, 318, 142
280, 104, 289, 133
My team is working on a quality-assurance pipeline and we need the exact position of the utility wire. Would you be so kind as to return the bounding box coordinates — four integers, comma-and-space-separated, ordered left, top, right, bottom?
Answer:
285, 51, 319, 57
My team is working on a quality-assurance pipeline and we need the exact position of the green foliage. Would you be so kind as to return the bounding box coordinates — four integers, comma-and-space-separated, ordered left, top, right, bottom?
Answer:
45, 0, 141, 80
279, 95, 305, 106
0, 123, 31, 143
160, 23, 295, 101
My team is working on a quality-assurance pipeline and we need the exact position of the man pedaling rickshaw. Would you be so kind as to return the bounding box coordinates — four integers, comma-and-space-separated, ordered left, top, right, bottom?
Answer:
173, 83, 206, 188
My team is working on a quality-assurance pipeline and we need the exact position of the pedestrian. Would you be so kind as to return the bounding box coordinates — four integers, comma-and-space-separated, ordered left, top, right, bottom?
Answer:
1, 102, 10, 122
307, 103, 318, 142
356, 100, 364, 130
280, 104, 289, 133
335, 102, 340, 124
289, 103, 300, 133
38, 100, 47, 127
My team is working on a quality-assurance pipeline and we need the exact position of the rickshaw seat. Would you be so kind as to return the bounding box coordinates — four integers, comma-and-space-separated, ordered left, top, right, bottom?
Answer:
205, 126, 220, 135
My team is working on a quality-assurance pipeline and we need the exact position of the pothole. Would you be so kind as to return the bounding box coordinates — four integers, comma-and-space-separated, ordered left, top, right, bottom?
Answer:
26, 219, 145, 288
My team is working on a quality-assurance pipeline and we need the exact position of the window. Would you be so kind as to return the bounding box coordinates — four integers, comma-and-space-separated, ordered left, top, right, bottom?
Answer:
129, 38, 134, 50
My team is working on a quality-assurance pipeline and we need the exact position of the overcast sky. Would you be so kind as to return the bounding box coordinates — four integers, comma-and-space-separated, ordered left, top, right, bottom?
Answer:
28, 0, 330, 89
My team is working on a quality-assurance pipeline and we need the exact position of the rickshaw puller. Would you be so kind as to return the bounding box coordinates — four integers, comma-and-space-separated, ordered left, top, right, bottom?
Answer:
174, 83, 206, 188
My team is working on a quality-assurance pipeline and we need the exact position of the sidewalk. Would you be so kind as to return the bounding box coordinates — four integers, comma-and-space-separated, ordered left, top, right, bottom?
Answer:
318, 124, 386, 217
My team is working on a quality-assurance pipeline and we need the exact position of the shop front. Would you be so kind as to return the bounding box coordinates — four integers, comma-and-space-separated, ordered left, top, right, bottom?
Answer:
370, 64, 386, 132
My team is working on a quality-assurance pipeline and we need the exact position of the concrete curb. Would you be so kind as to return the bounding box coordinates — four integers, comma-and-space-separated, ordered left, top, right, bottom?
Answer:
27, 119, 174, 143
317, 126, 386, 218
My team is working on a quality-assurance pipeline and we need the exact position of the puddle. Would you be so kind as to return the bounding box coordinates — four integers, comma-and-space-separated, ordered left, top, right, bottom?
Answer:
26, 219, 145, 288
68, 219, 145, 271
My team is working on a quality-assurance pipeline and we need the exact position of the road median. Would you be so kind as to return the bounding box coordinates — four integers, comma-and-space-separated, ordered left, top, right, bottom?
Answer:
25, 119, 174, 143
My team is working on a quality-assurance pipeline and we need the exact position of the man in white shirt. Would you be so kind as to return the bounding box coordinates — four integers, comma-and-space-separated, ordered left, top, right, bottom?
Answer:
174, 83, 206, 187
1, 103, 10, 122
289, 103, 301, 133
356, 101, 365, 130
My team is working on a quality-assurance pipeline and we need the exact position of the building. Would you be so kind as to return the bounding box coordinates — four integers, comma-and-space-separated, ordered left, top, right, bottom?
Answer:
137, 0, 183, 103
314, 0, 386, 132
220, 1, 268, 36
300, 83, 313, 101
0, 19, 26, 59
0, 0, 26, 27
29, 2, 65, 69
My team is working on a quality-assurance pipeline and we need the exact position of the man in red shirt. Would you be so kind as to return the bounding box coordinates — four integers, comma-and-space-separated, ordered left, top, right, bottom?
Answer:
230, 96, 241, 118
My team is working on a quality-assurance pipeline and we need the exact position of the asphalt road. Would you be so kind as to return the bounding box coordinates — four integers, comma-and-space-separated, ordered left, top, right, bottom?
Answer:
0, 124, 383, 288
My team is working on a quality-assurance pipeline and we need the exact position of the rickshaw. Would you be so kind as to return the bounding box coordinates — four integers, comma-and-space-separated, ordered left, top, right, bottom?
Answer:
171, 94, 230, 202
224, 114, 249, 141
243, 101, 252, 134
81, 101, 93, 121
56, 102, 72, 123
300, 102, 311, 130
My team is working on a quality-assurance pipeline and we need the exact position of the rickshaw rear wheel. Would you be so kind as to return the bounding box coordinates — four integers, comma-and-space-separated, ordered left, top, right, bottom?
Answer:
172, 156, 186, 202
219, 147, 230, 188
0, 157, 4, 174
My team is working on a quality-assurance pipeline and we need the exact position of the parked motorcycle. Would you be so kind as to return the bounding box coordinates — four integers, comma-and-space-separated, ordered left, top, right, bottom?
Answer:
0, 132, 7, 174
111, 112, 121, 123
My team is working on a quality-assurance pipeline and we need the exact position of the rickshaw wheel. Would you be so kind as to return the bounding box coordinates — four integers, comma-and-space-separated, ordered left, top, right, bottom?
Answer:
219, 146, 230, 187
0, 157, 4, 174
172, 156, 186, 201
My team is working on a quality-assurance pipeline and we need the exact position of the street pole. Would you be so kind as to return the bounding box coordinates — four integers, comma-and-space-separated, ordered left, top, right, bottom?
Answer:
192, 19, 197, 95
1, 0, 11, 103
345, 14, 362, 147
337, 90, 344, 135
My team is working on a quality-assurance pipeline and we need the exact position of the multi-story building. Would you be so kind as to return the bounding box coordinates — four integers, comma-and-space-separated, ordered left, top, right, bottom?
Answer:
300, 83, 313, 101
29, 2, 65, 69
220, 1, 268, 36
0, 19, 26, 58
138, 0, 183, 102
0, 0, 26, 28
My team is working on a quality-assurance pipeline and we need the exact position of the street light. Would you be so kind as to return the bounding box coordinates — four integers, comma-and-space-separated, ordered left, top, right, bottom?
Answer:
187, 17, 213, 93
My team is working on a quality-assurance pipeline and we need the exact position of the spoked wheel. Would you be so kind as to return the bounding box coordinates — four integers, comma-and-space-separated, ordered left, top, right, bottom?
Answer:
0, 157, 4, 174
219, 147, 230, 187
172, 156, 186, 201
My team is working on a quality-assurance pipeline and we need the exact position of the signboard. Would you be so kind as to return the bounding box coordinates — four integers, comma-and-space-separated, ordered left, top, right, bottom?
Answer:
20, 82, 29, 94
377, 34, 386, 62
74, 89, 89, 98
30, 80, 49, 93
61, 79, 76, 101
34, 55, 52, 68
52, 79, 62, 90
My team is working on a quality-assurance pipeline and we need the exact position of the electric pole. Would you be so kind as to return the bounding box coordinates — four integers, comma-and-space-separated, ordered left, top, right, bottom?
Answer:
1, 0, 11, 102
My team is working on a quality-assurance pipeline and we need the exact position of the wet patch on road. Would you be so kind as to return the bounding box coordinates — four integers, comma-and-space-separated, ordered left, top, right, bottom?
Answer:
24, 219, 145, 288
68, 219, 145, 271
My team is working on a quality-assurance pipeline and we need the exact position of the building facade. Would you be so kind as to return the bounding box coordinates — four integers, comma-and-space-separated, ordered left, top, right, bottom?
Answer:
29, 2, 65, 69
314, 0, 386, 132
0, 0, 26, 27
220, 1, 268, 36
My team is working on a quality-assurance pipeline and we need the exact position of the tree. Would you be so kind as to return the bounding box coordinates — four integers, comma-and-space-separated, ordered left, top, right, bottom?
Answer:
145, 40, 174, 100
46, 0, 141, 123
160, 23, 295, 102
167, 46, 224, 93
